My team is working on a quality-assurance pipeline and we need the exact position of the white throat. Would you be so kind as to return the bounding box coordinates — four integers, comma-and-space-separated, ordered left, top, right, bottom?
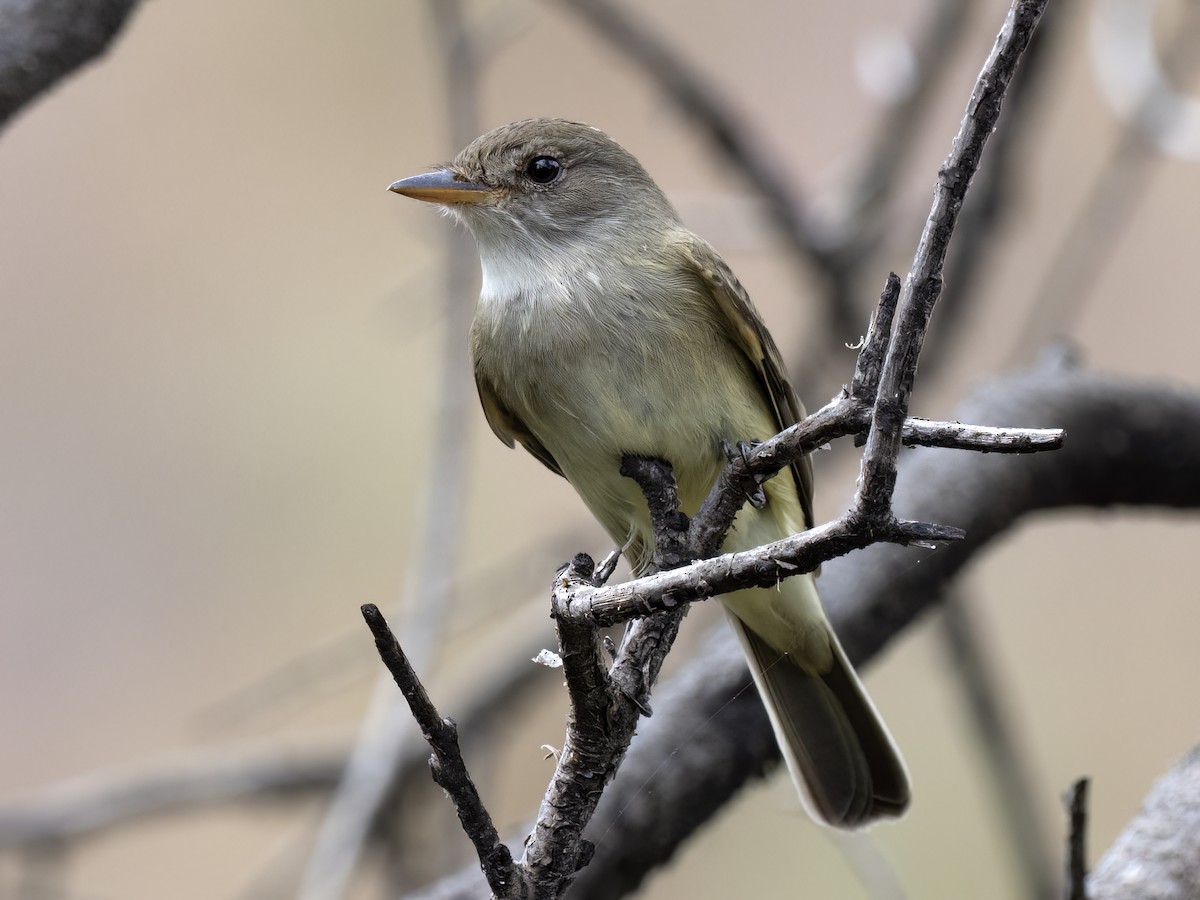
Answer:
477, 243, 577, 309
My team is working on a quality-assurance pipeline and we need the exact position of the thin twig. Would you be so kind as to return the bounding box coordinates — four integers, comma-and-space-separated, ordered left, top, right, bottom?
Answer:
605, 460, 692, 719
555, 516, 963, 628
618, 457, 690, 569
688, 365, 1062, 566
560, 413, 1061, 628
850, 273, 902, 404
918, 15, 1069, 892
691, 273, 900, 557
900, 419, 1062, 451
360, 605, 518, 897
519, 558, 613, 894
856, 0, 1050, 519
923, 0, 1067, 374
1064, 778, 1089, 900
688, 0, 1055, 596
688, 394, 858, 556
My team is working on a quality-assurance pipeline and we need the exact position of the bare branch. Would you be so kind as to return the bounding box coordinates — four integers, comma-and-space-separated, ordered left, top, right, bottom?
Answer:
926, 0, 1068, 373
618, 457, 690, 569
849, 273, 902, 403
676, 363, 1063, 624
900, 418, 1063, 452
555, 516, 963, 628
688, 394, 859, 555
691, 274, 901, 556
553, 558, 613, 705
1063, 778, 1089, 900
360, 605, 518, 898
931, 29, 1076, 866
855, 0, 1049, 519
547, 0, 1057, 645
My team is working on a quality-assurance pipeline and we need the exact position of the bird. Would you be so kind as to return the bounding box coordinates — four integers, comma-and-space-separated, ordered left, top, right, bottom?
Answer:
389, 117, 909, 828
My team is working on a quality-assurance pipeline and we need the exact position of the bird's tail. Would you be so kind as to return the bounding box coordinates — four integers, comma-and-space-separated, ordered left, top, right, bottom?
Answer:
720, 559, 910, 827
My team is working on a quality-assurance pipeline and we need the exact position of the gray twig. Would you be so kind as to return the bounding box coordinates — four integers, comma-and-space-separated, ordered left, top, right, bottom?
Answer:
555, 516, 964, 628
856, 0, 1048, 515
926, 0, 1067, 373
691, 273, 901, 557
360, 605, 518, 898
1064, 778, 1089, 900
849, 273, 902, 404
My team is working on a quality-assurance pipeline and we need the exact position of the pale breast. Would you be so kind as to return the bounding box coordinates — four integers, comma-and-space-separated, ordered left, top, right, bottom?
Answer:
471, 265, 779, 543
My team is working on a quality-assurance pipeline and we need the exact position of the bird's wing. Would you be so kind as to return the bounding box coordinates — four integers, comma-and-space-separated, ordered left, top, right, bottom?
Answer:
474, 368, 565, 477
677, 234, 816, 528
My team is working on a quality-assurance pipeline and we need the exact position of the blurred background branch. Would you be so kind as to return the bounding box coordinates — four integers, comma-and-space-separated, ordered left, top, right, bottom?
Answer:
3, 0, 1200, 897
298, 6, 484, 896
0, 0, 140, 129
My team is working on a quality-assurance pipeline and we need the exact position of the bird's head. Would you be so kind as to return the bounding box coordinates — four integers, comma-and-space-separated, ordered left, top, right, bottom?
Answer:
389, 118, 680, 265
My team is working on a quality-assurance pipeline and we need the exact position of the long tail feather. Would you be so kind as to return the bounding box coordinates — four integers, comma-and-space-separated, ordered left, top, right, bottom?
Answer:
724, 577, 910, 828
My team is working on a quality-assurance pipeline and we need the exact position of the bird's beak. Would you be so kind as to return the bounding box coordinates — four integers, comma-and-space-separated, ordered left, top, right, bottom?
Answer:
388, 170, 492, 205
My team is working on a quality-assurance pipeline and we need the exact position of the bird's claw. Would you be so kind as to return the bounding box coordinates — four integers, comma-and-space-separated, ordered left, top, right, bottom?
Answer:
592, 547, 622, 585
721, 439, 768, 508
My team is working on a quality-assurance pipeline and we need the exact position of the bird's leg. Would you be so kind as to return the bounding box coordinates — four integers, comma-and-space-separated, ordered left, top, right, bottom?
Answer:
721, 438, 768, 509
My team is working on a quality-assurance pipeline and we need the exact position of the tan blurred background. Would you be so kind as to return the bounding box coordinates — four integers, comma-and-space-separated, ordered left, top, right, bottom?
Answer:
2, 0, 1200, 897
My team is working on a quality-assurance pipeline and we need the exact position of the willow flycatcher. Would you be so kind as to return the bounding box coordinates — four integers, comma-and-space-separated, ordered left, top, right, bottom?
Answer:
389, 118, 909, 828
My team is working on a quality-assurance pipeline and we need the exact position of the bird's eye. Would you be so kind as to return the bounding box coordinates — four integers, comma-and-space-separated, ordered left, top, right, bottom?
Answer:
525, 156, 562, 184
